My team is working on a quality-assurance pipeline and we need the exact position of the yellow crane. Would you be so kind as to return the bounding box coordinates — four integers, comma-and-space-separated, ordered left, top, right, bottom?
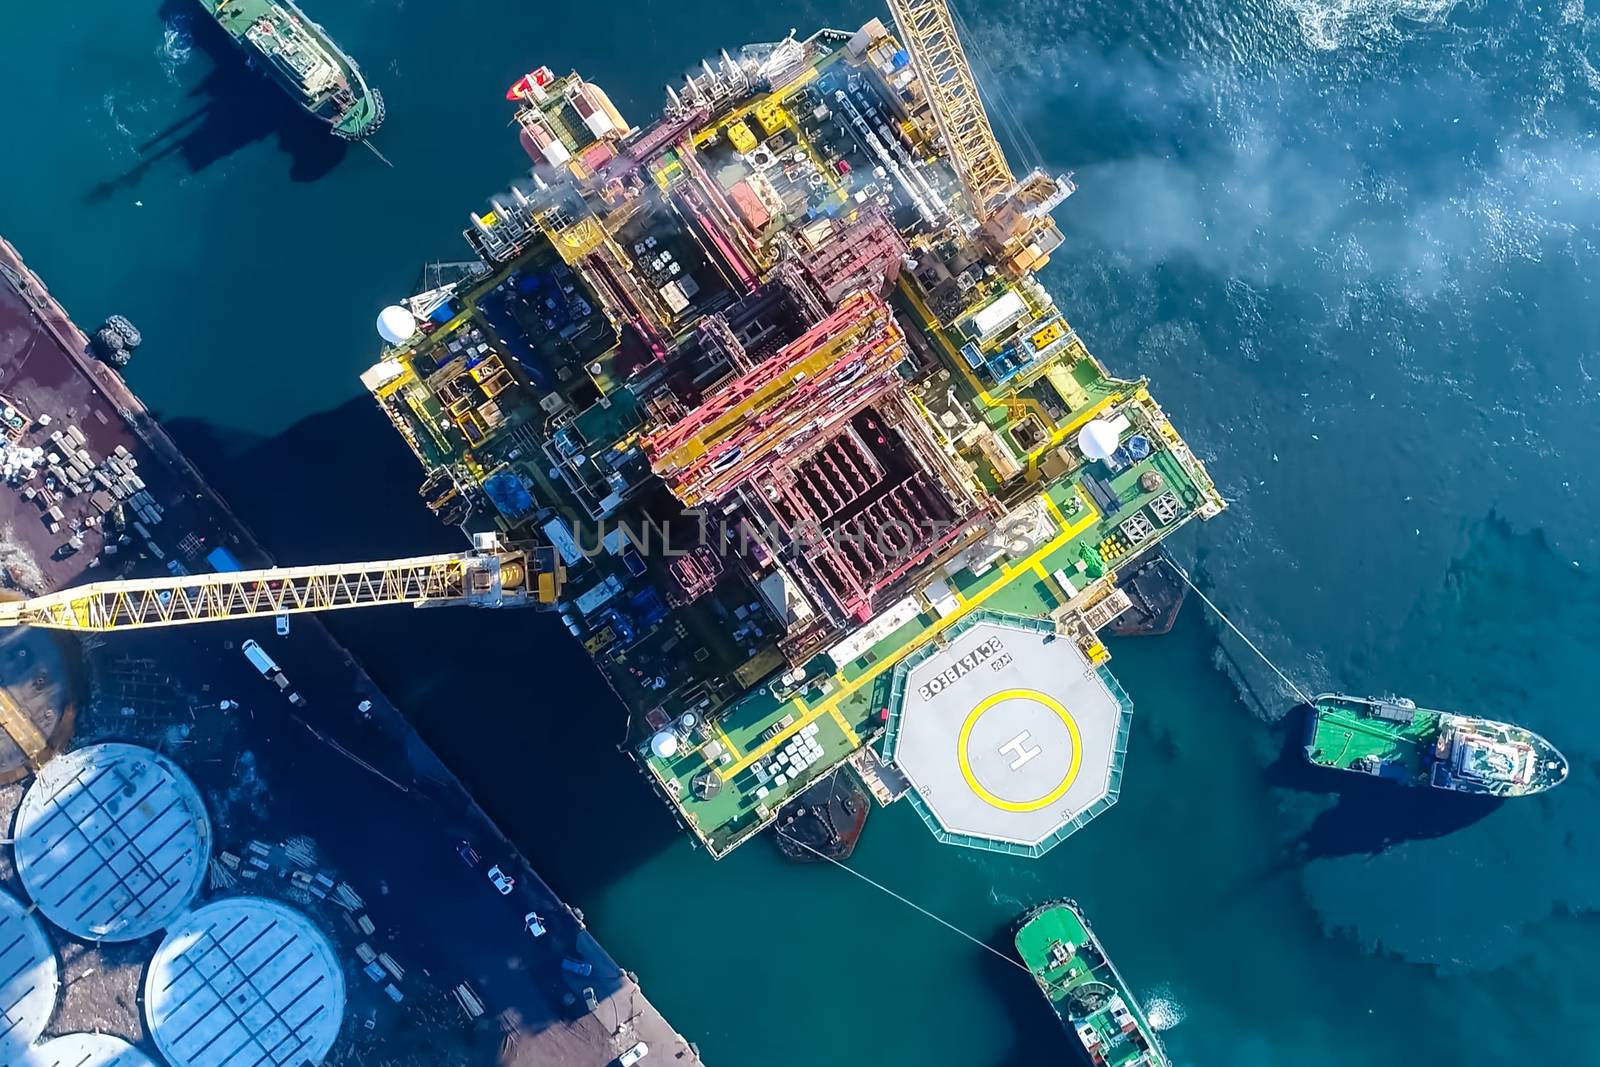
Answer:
0, 535, 562, 633
884, 0, 1077, 275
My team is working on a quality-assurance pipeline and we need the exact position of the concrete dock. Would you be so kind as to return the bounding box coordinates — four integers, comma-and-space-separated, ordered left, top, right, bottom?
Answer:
0, 234, 701, 1065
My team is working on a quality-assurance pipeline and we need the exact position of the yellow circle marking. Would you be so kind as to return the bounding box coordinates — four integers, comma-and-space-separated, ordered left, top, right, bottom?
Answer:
957, 688, 1081, 813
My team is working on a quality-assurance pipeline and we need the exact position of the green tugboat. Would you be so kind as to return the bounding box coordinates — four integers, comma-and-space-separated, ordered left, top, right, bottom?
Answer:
1305, 694, 1567, 796
1015, 901, 1169, 1067
198, 0, 384, 140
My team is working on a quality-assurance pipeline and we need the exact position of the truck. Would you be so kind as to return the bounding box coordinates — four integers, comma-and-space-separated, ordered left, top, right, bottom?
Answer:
241, 639, 304, 705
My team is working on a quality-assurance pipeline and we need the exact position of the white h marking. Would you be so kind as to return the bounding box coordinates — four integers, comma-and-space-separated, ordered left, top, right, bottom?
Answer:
999, 731, 1042, 771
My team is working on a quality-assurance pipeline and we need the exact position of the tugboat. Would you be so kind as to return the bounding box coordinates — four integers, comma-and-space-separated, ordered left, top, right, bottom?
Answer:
1015, 901, 1169, 1067
776, 768, 869, 862
1304, 694, 1567, 796
198, 0, 384, 141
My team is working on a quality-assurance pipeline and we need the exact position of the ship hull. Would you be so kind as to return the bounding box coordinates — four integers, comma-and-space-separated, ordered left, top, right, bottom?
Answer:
196, 0, 384, 140
1304, 693, 1567, 796
1014, 900, 1170, 1067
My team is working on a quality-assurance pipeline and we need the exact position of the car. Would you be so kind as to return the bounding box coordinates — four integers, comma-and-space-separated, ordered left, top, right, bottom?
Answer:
487, 865, 515, 895
617, 1042, 650, 1065
524, 911, 546, 937
456, 841, 481, 868
275, 613, 290, 636
357, 699, 374, 716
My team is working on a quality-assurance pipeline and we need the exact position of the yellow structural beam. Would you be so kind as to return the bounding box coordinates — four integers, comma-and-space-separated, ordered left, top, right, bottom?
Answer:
886, 0, 1015, 215
0, 549, 544, 633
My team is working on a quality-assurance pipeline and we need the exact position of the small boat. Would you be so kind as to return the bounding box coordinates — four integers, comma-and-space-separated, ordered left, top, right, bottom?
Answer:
198, 0, 384, 141
1304, 693, 1567, 796
507, 67, 557, 102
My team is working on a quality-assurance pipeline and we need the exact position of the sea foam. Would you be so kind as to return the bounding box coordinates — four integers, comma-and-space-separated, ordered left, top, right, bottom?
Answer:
1143, 985, 1188, 1031
1275, 0, 1459, 50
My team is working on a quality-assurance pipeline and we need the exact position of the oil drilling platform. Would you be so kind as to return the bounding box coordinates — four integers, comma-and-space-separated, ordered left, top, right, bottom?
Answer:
355, 3, 1224, 859
0, 0, 1235, 857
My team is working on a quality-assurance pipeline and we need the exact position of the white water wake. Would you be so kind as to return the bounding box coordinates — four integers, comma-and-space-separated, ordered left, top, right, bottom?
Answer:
1143, 985, 1188, 1031
1275, 0, 1460, 50
158, 15, 194, 82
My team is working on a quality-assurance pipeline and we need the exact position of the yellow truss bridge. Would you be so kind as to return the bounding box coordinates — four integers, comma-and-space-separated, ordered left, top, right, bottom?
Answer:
0, 539, 561, 634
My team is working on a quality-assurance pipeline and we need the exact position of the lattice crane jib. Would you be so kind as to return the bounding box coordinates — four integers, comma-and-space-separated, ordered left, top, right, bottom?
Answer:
886, 0, 1015, 216
0, 546, 561, 633
885, 0, 1074, 274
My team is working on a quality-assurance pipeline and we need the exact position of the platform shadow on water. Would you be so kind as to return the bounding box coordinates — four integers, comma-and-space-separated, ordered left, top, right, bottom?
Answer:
1263, 705, 1503, 862
167, 400, 683, 900
83, 2, 346, 204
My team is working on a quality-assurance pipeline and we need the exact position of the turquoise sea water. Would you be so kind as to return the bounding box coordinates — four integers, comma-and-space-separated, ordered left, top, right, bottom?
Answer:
5, 0, 1600, 1063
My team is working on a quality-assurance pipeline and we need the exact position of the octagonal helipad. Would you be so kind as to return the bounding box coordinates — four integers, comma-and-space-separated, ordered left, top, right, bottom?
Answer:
884, 612, 1133, 856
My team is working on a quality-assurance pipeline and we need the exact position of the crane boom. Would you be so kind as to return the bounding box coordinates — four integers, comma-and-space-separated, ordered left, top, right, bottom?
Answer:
885, 0, 1014, 215
0, 543, 558, 633
884, 0, 1076, 276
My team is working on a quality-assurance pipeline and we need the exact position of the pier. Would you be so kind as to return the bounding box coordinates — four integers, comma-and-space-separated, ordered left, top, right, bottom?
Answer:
0, 235, 699, 1065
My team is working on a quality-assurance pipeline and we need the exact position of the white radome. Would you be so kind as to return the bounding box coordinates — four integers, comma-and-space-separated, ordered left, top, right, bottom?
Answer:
650, 730, 679, 759
1076, 418, 1121, 461
376, 305, 417, 345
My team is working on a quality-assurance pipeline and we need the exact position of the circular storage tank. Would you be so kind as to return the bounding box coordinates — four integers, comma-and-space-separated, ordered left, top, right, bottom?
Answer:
22, 1033, 156, 1067
146, 897, 346, 1067
13, 743, 211, 942
0, 888, 59, 1060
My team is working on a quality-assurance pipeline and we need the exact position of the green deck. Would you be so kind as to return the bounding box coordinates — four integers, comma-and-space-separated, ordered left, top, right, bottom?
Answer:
642, 461, 1178, 855
1306, 699, 1441, 784
1014, 903, 1168, 1067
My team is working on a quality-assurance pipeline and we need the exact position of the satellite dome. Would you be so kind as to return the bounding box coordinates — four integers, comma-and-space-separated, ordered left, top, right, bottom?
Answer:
1076, 419, 1120, 461
376, 305, 417, 345
650, 730, 679, 759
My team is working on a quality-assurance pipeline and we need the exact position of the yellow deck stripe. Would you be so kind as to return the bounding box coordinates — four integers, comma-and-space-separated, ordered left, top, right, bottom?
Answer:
830, 707, 861, 748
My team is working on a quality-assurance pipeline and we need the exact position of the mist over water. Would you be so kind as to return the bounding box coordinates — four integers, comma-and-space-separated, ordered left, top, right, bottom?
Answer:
4, 0, 1600, 1062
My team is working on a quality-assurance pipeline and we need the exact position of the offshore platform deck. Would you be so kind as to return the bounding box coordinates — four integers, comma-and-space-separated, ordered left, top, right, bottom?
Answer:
364, 11, 1223, 858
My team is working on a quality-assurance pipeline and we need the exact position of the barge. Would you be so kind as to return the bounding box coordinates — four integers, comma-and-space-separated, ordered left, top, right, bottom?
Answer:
363, 8, 1225, 859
